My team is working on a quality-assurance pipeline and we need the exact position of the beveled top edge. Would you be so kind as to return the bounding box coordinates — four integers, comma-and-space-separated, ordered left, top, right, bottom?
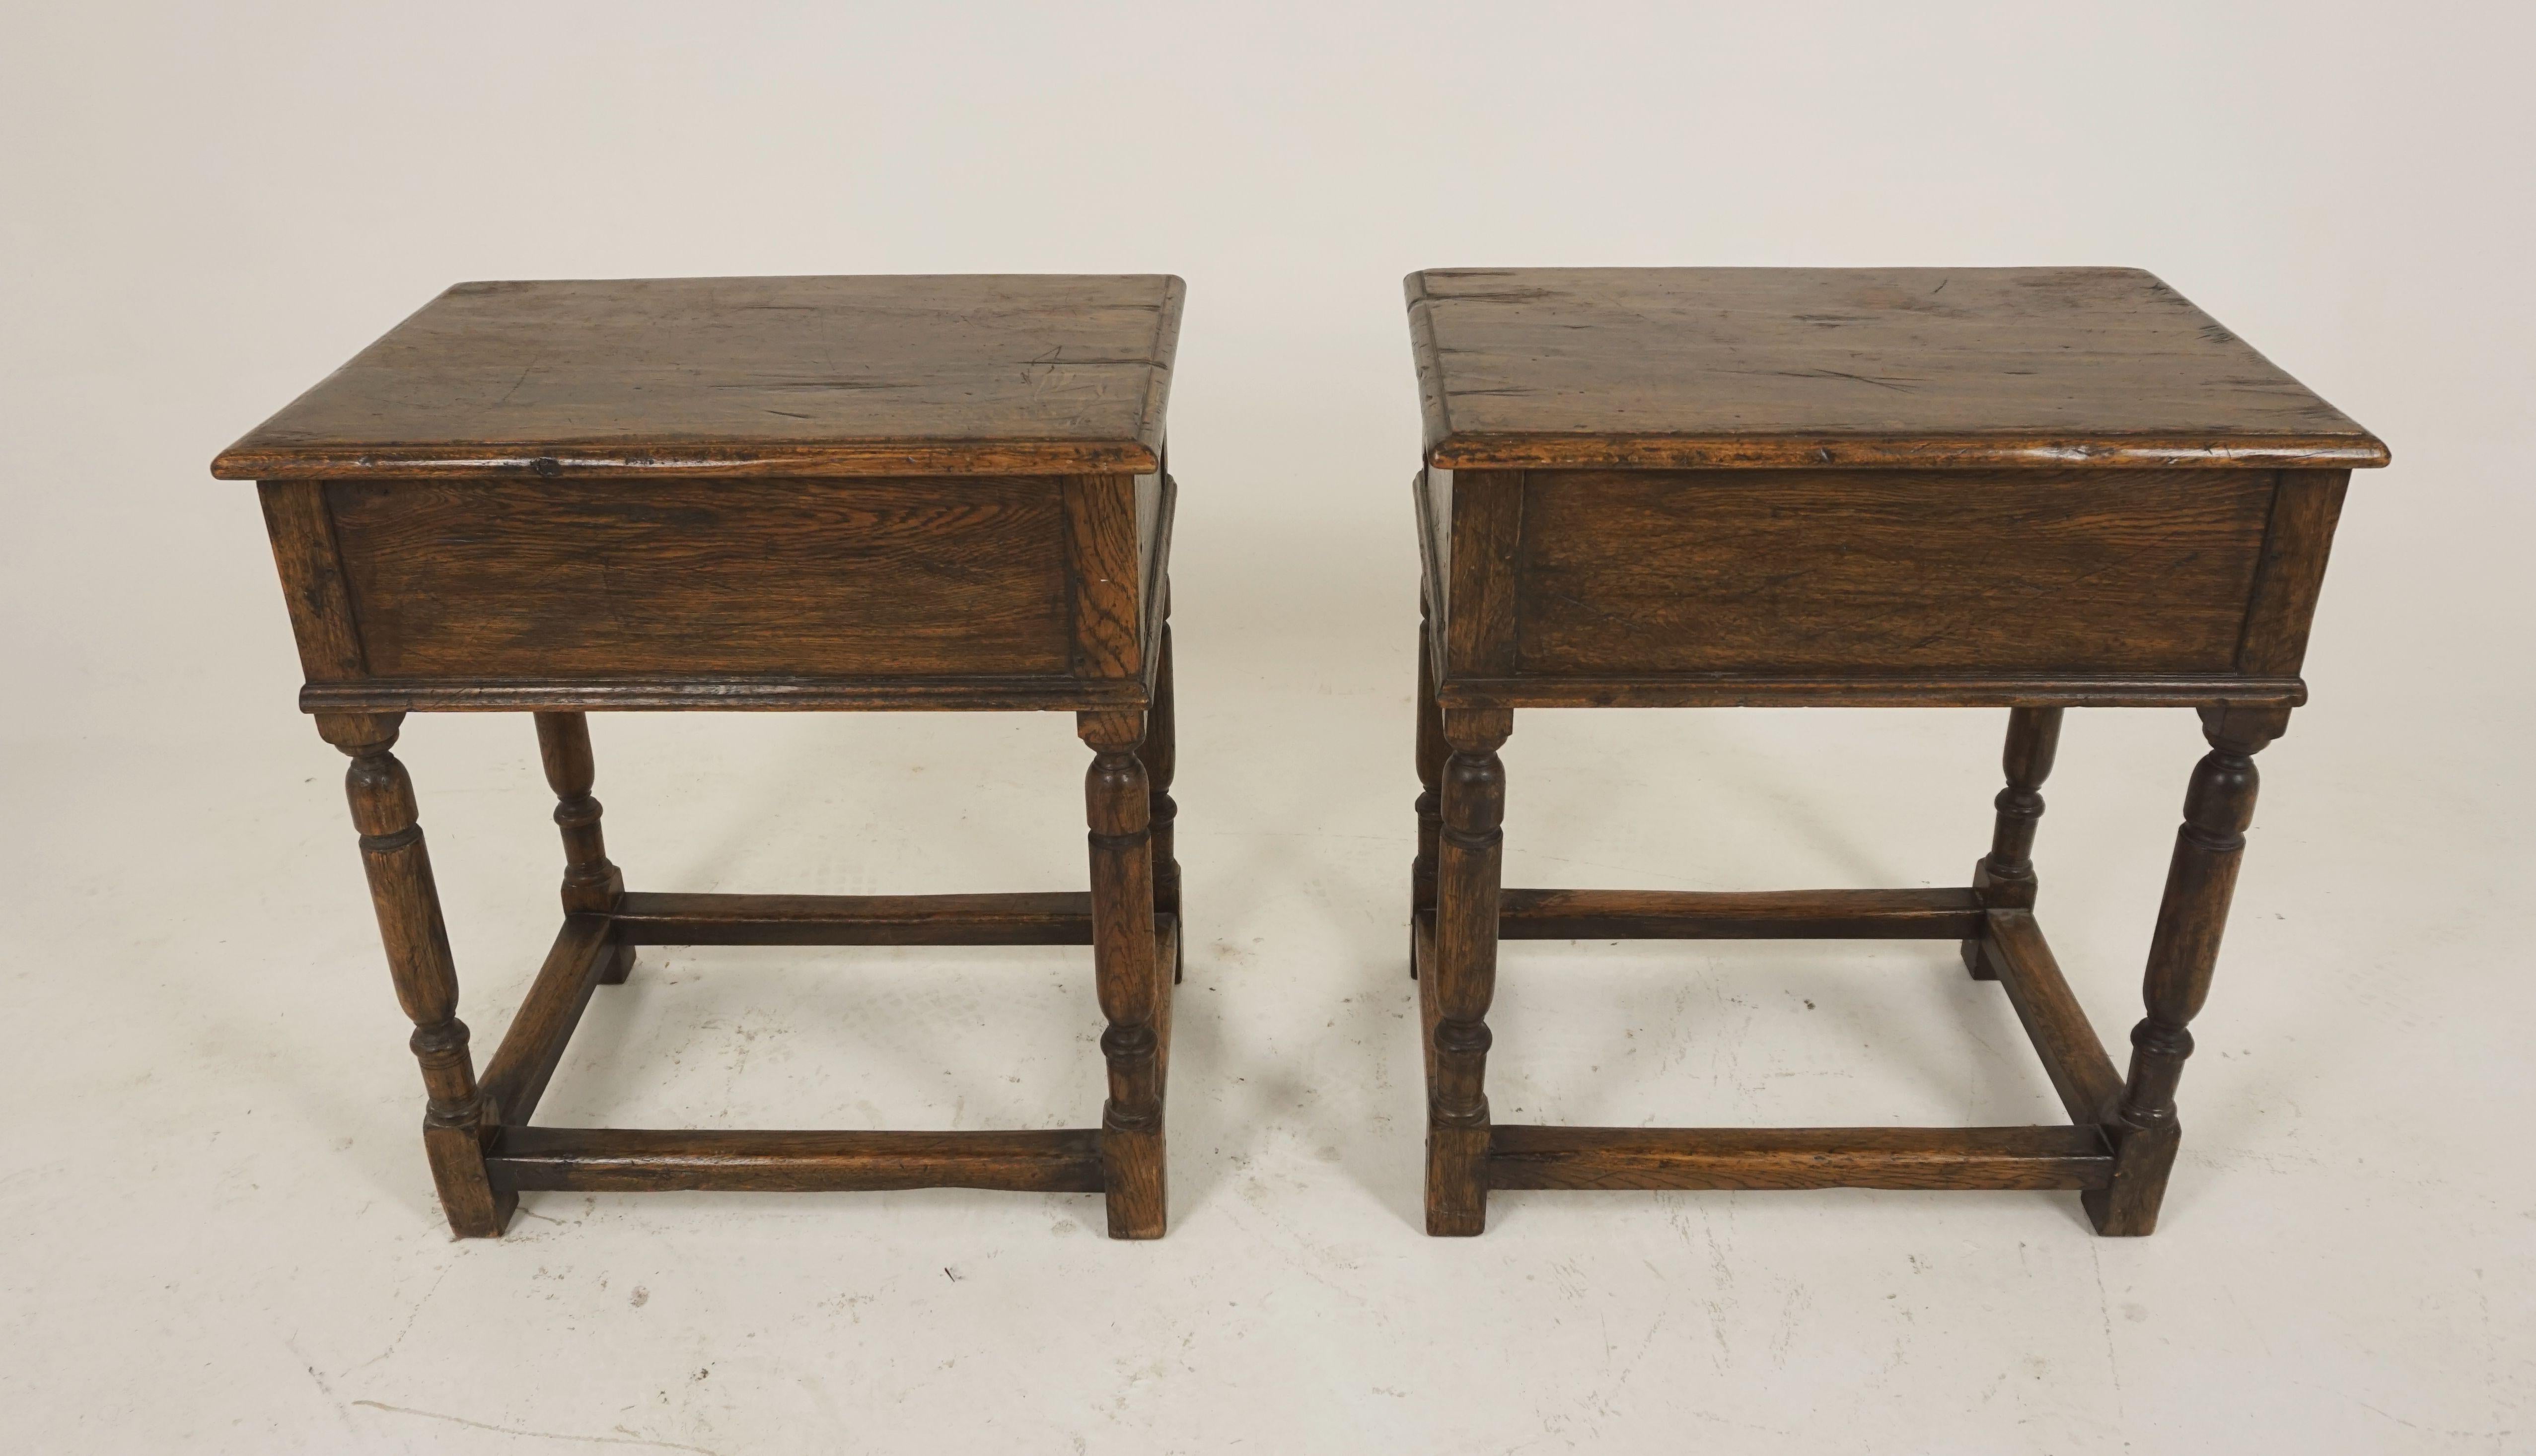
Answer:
1422, 432, 2391, 472
1404, 267, 2390, 472
213, 273, 1182, 481
1135, 275, 1185, 472
211, 438, 1162, 481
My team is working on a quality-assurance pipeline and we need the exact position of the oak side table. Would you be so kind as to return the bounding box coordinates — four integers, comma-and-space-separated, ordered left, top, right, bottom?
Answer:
1402, 267, 2387, 1236
215, 274, 1186, 1239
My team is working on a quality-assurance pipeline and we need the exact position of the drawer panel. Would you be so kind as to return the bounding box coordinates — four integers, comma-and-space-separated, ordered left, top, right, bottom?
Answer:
325, 477, 1073, 680
1513, 469, 2275, 676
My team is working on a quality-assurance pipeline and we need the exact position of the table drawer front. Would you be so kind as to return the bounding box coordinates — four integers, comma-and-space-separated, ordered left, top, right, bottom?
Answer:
324, 477, 1073, 680
1513, 469, 2276, 677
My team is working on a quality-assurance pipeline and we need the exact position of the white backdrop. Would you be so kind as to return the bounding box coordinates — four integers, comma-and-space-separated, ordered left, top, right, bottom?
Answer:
3, 4, 2530, 1452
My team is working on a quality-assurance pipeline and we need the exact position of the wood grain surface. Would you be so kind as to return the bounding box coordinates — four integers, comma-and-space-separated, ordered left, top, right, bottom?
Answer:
1496, 887, 1985, 940
1406, 267, 2388, 470
214, 274, 1182, 479
1514, 468, 2276, 676
487, 1128, 1106, 1193
325, 476, 1072, 679
1487, 1125, 2114, 1192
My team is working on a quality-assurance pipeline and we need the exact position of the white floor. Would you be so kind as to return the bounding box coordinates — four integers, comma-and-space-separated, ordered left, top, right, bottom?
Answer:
7, 508, 2533, 1451
8, 5, 2536, 1450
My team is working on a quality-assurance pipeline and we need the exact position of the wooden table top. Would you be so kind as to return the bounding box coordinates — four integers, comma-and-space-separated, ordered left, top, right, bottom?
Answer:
214, 274, 1184, 480
1405, 267, 2387, 472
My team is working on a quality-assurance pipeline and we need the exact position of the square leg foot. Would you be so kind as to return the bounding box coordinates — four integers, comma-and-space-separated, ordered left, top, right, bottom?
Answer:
425, 1121, 516, 1238
1961, 936, 1998, 980
2083, 1119, 2181, 1237
1425, 1124, 1489, 1236
452, 1189, 520, 1239
597, 942, 636, 985
1101, 1124, 1166, 1239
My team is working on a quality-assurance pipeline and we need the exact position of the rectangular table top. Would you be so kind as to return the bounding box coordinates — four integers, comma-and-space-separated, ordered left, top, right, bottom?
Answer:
214, 274, 1183, 480
1404, 267, 2386, 472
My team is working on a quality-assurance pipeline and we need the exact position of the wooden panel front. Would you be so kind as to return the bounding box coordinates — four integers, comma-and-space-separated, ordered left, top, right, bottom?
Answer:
325, 477, 1073, 680
1513, 469, 2276, 676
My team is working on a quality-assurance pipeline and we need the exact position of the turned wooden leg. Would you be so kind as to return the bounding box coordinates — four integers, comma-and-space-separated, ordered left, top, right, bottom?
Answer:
317, 712, 514, 1238
1137, 614, 1183, 986
1082, 710, 1166, 1239
534, 711, 633, 983
1410, 595, 1446, 979
1963, 706, 2065, 978
2085, 704, 2288, 1236
1427, 706, 1510, 1236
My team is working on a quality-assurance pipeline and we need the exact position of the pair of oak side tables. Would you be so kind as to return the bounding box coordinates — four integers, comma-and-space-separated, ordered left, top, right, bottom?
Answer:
213, 269, 2387, 1243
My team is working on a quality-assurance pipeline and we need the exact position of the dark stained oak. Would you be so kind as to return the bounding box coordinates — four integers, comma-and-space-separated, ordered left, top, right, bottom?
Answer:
1408, 594, 1446, 978
1414, 914, 1441, 1100
1514, 470, 2274, 677
610, 891, 1095, 946
1404, 265, 2382, 1236
1407, 267, 2387, 471
534, 712, 631, 982
2238, 470, 2352, 677
1498, 887, 1983, 941
297, 675, 1155, 715
1081, 710, 1167, 1239
533, 713, 625, 912
1488, 1125, 2113, 1192
1426, 707, 1510, 1236
1140, 619, 1184, 984
1435, 471, 1522, 685
2087, 703, 2286, 1235
316, 711, 513, 1237
327, 477, 1074, 681
257, 481, 366, 680
1064, 476, 1147, 683
219, 284, 1180, 678
1407, 465, 2314, 712
1963, 706, 2064, 977
214, 275, 1182, 480
227, 274, 1185, 1240
477, 914, 618, 1125
1976, 911, 2122, 1125
488, 1128, 1106, 1193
